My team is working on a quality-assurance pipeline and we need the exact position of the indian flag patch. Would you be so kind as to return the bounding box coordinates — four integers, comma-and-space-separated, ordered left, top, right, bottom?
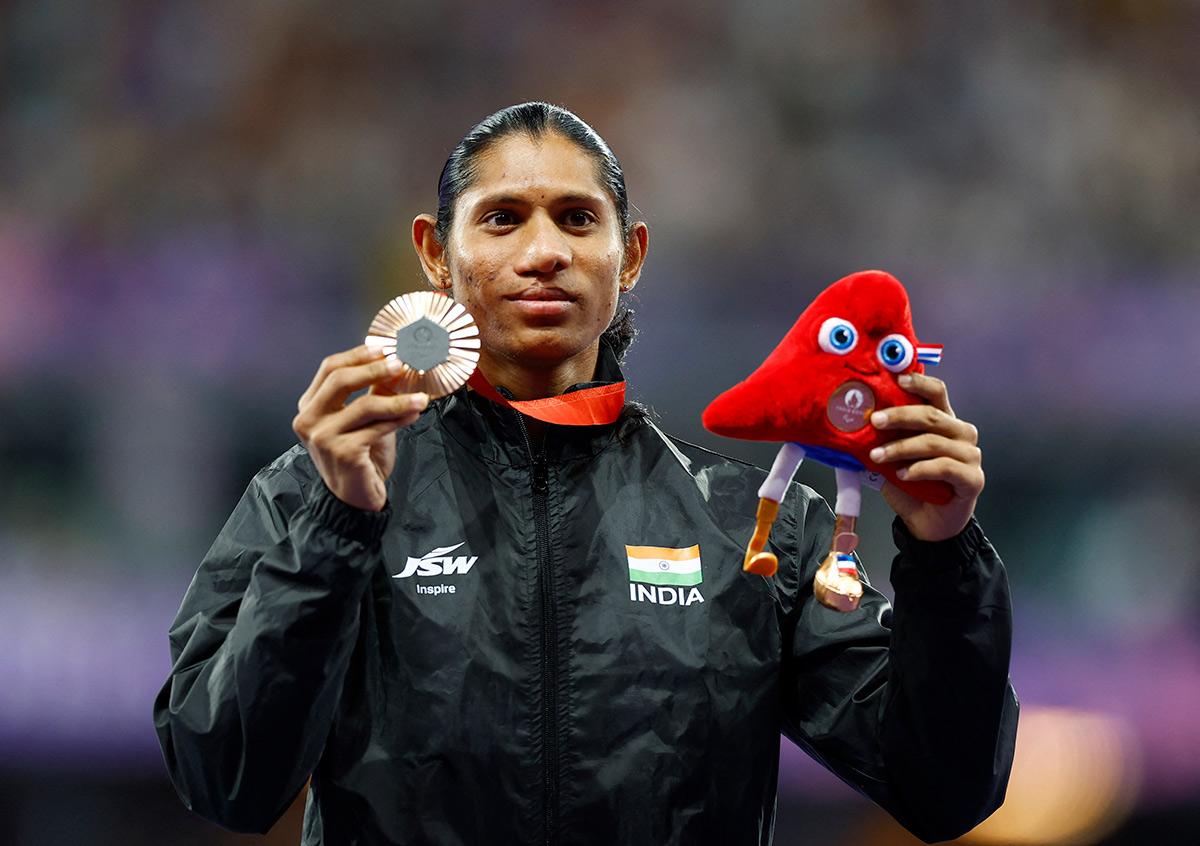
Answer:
625, 545, 702, 587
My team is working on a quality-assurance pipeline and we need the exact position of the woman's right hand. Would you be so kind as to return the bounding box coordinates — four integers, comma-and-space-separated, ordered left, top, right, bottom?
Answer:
292, 345, 429, 512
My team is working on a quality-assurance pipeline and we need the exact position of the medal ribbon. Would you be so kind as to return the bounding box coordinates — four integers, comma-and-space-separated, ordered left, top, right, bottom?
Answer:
467, 369, 626, 426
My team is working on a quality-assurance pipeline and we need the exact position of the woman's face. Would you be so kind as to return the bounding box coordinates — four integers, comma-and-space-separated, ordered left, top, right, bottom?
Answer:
439, 133, 643, 369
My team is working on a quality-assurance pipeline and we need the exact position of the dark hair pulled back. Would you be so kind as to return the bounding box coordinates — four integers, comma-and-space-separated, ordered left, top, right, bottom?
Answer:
435, 102, 638, 360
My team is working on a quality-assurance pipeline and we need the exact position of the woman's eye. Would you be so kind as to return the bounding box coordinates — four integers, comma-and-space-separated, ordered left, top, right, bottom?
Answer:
564, 209, 595, 227
484, 211, 516, 227
876, 334, 915, 372
817, 317, 858, 355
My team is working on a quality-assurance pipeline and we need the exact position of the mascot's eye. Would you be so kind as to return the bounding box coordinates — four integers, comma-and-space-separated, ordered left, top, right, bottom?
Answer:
877, 334, 915, 372
817, 318, 858, 355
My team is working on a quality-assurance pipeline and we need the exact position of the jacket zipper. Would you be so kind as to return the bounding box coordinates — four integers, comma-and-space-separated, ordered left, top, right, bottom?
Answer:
513, 410, 559, 846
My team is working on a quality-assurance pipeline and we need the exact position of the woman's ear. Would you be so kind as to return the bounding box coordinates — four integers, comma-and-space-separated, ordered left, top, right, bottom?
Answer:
412, 214, 452, 290
618, 221, 649, 293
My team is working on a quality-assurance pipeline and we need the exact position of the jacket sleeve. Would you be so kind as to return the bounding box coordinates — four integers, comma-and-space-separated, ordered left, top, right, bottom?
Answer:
779, 490, 1019, 844
152, 450, 390, 833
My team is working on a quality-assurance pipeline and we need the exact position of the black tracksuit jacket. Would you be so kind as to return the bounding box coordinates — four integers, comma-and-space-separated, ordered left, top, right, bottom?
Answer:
154, 357, 1018, 845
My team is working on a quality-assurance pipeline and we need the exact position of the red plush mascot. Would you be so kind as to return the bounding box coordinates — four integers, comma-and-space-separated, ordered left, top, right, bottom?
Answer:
703, 270, 949, 612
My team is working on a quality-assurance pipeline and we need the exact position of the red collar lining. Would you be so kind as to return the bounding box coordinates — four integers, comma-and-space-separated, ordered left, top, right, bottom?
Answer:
466, 370, 626, 426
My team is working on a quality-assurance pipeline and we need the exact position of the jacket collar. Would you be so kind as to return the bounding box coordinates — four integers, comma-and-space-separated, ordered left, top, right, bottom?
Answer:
433, 340, 632, 467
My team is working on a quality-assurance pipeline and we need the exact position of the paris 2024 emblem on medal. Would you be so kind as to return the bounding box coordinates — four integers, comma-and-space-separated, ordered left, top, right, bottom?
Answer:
365, 291, 481, 398
826, 381, 875, 433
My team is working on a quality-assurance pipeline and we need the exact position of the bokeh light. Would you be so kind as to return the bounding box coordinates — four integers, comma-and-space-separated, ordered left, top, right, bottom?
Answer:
964, 707, 1141, 846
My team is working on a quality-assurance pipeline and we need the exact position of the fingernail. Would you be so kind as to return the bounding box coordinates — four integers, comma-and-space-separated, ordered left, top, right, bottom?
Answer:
385, 356, 403, 374
898, 374, 913, 387
413, 392, 430, 409
871, 411, 888, 427
896, 468, 908, 479
869, 447, 885, 462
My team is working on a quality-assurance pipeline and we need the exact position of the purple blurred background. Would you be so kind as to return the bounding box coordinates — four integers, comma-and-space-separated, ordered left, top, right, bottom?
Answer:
2, 2, 1198, 843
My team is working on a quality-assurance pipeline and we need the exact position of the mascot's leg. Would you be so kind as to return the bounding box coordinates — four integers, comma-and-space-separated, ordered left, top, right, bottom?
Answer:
744, 443, 806, 576
813, 468, 865, 612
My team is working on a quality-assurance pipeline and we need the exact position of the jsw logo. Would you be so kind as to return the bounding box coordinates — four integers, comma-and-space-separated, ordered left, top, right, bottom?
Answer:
394, 542, 478, 579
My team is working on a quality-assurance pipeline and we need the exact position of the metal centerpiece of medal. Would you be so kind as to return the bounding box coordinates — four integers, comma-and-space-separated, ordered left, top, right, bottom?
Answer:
365, 291, 481, 397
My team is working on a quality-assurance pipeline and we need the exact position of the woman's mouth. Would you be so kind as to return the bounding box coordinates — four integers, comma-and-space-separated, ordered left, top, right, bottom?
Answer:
508, 286, 576, 302
506, 286, 576, 318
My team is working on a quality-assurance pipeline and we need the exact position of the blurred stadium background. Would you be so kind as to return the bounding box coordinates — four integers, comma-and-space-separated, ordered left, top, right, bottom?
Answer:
1, 1, 1198, 843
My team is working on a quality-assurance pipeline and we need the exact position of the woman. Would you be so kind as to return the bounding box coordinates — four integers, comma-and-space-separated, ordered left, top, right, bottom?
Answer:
155, 103, 1017, 845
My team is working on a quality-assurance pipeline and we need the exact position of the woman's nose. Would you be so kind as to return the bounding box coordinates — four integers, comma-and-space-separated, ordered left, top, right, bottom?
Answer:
514, 212, 571, 276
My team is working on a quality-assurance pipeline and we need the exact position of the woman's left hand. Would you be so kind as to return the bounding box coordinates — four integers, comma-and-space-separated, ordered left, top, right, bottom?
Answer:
868, 372, 984, 542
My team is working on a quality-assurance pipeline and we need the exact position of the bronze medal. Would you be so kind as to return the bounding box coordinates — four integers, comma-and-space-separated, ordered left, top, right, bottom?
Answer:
365, 292, 481, 398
